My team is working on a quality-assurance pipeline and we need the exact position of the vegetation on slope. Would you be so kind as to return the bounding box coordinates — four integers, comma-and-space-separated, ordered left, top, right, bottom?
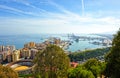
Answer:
68, 47, 110, 62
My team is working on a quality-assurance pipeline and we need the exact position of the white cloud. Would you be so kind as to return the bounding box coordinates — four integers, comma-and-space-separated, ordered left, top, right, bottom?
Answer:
0, 5, 42, 16
0, 0, 120, 34
0, 13, 119, 34
11, 0, 47, 12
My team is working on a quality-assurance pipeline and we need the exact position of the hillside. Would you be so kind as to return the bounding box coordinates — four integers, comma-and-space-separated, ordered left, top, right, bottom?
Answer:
68, 47, 110, 62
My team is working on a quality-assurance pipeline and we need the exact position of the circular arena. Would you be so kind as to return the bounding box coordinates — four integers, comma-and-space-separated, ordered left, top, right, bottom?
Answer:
7, 59, 34, 75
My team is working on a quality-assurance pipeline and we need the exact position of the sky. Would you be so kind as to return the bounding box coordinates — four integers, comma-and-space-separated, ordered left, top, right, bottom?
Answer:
0, 0, 120, 35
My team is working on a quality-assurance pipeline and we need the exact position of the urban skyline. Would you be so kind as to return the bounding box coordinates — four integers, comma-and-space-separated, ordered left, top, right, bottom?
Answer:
0, 0, 120, 34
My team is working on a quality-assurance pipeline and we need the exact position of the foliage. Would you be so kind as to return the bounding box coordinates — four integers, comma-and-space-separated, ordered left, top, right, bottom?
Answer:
83, 58, 104, 78
33, 45, 70, 78
105, 30, 120, 78
0, 65, 18, 78
69, 47, 110, 62
19, 74, 33, 77
67, 65, 95, 78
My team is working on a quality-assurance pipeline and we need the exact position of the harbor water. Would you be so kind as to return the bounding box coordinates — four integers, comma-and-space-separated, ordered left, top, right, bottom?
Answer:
0, 34, 111, 52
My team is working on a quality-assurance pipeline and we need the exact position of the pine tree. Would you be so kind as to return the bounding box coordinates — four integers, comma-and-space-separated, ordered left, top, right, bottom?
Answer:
105, 29, 120, 78
33, 45, 70, 78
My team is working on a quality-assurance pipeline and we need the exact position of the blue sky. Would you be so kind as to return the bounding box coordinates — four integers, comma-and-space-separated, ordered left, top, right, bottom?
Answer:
0, 0, 120, 34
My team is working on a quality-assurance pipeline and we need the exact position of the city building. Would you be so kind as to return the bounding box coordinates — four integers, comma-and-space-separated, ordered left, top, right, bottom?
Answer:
30, 49, 38, 59
54, 38, 61, 45
7, 54, 12, 63
20, 48, 31, 59
0, 51, 10, 63
12, 50, 20, 62
0, 46, 4, 52
70, 62, 78, 68
24, 42, 36, 49
4, 45, 16, 52
0, 52, 3, 63
2, 51, 8, 61
36, 43, 47, 50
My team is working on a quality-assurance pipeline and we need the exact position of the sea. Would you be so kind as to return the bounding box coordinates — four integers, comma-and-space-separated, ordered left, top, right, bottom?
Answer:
0, 34, 110, 52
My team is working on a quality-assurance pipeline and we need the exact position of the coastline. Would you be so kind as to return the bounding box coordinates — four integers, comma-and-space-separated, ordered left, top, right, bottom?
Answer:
0, 34, 112, 52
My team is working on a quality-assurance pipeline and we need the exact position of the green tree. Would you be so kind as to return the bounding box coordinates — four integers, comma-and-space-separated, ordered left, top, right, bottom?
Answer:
105, 29, 120, 78
33, 45, 70, 78
67, 65, 95, 78
83, 58, 102, 78
0, 65, 18, 78
100, 62, 106, 77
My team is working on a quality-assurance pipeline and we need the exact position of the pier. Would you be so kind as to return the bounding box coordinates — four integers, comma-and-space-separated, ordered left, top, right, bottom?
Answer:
68, 34, 112, 46
68, 34, 106, 41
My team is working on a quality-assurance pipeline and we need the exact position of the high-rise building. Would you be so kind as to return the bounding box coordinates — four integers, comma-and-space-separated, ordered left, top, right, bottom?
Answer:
30, 49, 38, 59
2, 51, 7, 61
6, 45, 16, 52
7, 54, 12, 63
24, 42, 36, 48
12, 50, 20, 62
4, 46, 10, 51
21, 48, 31, 59
0, 53, 3, 63
0, 46, 4, 52
29, 42, 36, 48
